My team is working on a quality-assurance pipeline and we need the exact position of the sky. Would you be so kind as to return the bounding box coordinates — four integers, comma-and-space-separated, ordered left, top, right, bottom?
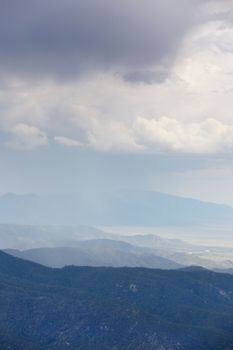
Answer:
1, 0, 233, 204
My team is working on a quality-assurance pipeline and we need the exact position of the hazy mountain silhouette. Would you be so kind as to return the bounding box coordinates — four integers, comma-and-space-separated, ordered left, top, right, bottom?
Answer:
0, 191, 233, 226
4, 239, 181, 269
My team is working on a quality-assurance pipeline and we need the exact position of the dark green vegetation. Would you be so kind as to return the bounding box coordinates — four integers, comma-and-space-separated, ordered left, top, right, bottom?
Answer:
1, 251, 233, 349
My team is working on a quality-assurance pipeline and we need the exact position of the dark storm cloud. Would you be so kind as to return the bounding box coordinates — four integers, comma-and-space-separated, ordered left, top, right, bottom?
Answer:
0, 0, 201, 80
122, 69, 169, 84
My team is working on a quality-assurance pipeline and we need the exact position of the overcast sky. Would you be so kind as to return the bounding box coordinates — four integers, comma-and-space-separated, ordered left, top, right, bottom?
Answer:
1, 0, 233, 204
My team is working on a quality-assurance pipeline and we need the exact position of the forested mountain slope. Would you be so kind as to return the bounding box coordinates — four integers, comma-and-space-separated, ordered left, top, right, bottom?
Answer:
1, 251, 233, 349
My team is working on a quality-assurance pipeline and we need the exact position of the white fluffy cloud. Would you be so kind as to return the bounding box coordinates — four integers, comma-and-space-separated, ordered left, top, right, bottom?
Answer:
54, 136, 83, 147
1, 67, 233, 154
133, 117, 233, 153
5, 123, 48, 150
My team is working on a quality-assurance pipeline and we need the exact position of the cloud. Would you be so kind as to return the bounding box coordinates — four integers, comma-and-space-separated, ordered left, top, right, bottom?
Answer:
65, 114, 233, 155
5, 123, 48, 150
122, 69, 169, 84
133, 117, 233, 154
1, 63, 233, 155
54, 136, 83, 147
0, 0, 200, 81
0, 1, 233, 157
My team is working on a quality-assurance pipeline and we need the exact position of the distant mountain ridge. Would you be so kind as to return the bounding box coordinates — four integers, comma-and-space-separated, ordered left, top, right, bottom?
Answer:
4, 239, 181, 269
1, 224, 233, 270
0, 223, 113, 250
0, 191, 233, 226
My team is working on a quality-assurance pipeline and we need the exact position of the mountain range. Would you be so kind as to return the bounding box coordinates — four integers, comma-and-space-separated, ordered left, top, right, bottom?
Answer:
4, 239, 181, 269
0, 191, 233, 226
1, 250, 233, 349
1, 224, 233, 270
